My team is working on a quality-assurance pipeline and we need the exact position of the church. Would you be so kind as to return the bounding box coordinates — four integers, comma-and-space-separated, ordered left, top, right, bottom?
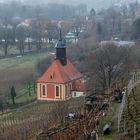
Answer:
36, 31, 86, 101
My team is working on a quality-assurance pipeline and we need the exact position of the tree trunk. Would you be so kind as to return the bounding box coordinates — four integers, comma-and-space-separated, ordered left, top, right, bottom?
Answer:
21, 40, 24, 54
28, 41, 31, 51
4, 42, 8, 56
28, 83, 31, 96
19, 42, 22, 54
38, 38, 42, 49
0, 103, 4, 113
33, 82, 36, 94
12, 96, 15, 105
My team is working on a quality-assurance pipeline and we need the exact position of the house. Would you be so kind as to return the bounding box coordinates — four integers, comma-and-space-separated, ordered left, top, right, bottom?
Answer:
36, 33, 86, 101
72, 79, 86, 98
65, 32, 78, 43
100, 40, 135, 47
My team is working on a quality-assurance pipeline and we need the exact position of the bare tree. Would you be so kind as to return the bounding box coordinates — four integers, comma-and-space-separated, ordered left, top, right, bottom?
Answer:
0, 25, 14, 56
87, 44, 130, 91
46, 21, 59, 44
16, 23, 30, 54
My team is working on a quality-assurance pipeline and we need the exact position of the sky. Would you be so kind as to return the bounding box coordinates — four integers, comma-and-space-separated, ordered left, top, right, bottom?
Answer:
1, 0, 140, 10
26, 0, 140, 9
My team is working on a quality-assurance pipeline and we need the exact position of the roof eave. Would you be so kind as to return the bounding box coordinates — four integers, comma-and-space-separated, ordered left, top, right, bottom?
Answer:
36, 75, 83, 84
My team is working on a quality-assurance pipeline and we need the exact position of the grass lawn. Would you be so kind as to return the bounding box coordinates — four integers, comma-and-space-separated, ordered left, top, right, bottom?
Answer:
9, 87, 37, 108
15, 89, 36, 104
0, 50, 54, 70
0, 49, 54, 103
102, 134, 117, 140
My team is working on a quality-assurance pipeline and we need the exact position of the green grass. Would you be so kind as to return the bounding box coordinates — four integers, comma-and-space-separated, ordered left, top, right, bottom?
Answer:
99, 103, 118, 132
5, 85, 37, 109
15, 91, 36, 104
103, 134, 117, 140
0, 49, 54, 110
0, 50, 53, 70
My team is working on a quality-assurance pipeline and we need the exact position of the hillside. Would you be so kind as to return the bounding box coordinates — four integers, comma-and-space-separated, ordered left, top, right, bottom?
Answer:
120, 83, 140, 139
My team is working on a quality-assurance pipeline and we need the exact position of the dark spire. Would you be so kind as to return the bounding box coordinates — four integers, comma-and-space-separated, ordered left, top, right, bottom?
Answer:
56, 28, 67, 65
59, 28, 62, 41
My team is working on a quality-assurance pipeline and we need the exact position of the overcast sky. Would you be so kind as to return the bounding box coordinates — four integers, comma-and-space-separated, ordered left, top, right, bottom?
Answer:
22, 0, 114, 9
26, 0, 140, 9
1, 0, 140, 10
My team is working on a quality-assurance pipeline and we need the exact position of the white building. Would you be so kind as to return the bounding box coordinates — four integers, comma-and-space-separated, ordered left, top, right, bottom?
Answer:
65, 32, 78, 43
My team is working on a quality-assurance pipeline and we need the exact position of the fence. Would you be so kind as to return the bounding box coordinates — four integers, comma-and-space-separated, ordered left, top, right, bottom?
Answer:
118, 70, 140, 132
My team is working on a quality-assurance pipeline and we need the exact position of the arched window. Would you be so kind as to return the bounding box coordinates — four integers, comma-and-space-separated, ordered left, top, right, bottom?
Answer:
42, 85, 46, 96
56, 86, 59, 97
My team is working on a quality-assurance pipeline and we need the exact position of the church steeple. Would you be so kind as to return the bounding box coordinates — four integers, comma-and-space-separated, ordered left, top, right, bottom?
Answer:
56, 27, 67, 65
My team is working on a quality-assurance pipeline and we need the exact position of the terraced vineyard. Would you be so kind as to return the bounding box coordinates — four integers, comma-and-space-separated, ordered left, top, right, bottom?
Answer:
120, 83, 140, 139
0, 98, 84, 140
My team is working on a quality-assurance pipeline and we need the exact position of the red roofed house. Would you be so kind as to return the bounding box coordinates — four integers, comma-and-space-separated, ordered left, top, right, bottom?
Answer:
37, 33, 86, 101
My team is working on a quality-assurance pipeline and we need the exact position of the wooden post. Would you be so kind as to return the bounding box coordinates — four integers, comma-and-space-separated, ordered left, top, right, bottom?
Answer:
134, 123, 136, 140
124, 120, 126, 133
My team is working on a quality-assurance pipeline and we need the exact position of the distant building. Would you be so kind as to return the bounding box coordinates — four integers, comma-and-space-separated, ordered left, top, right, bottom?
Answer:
36, 31, 86, 101
100, 40, 135, 47
17, 22, 30, 28
65, 32, 78, 43
135, 6, 140, 19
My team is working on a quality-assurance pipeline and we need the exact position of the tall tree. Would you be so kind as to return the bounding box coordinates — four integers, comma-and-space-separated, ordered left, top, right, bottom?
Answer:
131, 18, 140, 40
129, 2, 138, 18
103, 7, 122, 38
46, 22, 59, 43
16, 23, 30, 54
96, 22, 103, 40
0, 26, 14, 56
0, 98, 4, 113
87, 44, 130, 91
10, 86, 16, 105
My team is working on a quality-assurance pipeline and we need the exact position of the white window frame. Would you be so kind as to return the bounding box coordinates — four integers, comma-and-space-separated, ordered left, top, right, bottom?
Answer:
42, 84, 47, 97
55, 85, 60, 98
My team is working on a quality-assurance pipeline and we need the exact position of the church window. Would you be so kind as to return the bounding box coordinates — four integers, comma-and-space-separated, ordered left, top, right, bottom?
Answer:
42, 85, 46, 96
56, 86, 59, 97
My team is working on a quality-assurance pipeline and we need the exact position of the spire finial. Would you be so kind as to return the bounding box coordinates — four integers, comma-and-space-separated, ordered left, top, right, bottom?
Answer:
56, 21, 67, 65
58, 21, 62, 41
59, 28, 62, 41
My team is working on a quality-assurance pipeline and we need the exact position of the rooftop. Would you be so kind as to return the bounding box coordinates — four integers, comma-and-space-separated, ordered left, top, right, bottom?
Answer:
37, 59, 82, 84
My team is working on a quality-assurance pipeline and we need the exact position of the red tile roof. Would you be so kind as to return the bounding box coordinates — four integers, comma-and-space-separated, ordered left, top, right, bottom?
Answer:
37, 59, 82, 84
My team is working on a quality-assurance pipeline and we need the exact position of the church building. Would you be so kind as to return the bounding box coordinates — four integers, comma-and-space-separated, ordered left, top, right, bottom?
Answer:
36, 31, 86, 101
